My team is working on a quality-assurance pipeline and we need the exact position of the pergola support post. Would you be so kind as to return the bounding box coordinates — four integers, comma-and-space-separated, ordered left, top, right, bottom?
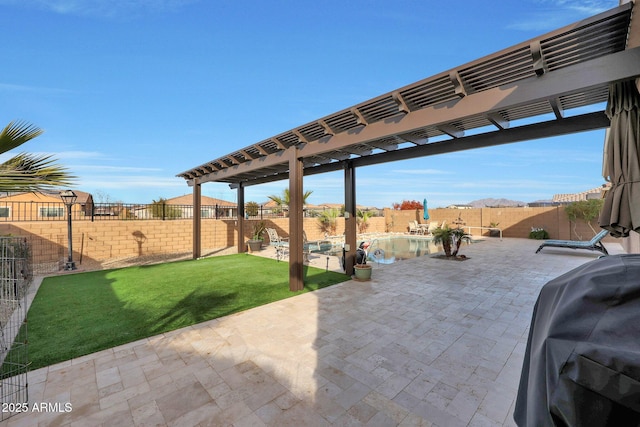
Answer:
193, 179, 201, 259
344, 161, 357, 276
237, 183, 246, 253
289, 147, 304, 291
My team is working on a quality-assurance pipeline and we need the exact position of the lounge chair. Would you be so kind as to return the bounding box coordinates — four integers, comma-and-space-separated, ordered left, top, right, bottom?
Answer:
266, 228, 289, 261
535, 229, 609, 256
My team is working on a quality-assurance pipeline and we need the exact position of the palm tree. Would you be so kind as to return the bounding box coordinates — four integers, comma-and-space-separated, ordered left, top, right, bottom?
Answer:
432, 225, 455, 257
357, 209, 372, 234
450, 227, 472, 257
267, 188, 313, 215
0, 121, 75, 193
432, 225, 472, 257
318, 208, 340, 235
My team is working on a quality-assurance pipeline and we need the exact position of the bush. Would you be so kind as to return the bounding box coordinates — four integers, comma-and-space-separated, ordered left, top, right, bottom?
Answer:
529, 227, 549, 240
318, 209, 340, 235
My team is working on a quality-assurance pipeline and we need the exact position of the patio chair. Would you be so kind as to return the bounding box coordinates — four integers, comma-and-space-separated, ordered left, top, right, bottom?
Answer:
425, 221, 439, 236
266, 228, 289, 261
535, 229, 609, 256
303, 231, 322, 263
408, 221, 423, 235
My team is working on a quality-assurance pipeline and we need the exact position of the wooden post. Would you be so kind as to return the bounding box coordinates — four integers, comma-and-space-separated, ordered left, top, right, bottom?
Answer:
289, 147, 304, 291
344, 161, 357, 275
237, 183, 245, 253
192, 179, 201, 259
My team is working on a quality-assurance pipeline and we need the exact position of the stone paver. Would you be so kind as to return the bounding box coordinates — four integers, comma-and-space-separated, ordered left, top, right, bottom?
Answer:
1, 238, 621, 426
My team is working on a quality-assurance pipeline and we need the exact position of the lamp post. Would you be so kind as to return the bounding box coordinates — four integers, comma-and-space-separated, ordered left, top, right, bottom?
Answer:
59, 190, 77, 271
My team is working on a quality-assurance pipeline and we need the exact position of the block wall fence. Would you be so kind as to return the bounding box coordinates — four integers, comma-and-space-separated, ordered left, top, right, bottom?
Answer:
0, 206, 633, 271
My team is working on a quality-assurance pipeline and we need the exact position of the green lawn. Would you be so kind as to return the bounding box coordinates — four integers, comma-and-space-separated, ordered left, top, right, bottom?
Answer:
18, 254, 349, 370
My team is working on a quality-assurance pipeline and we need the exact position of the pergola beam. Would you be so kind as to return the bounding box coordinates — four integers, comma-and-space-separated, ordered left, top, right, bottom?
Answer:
229, 111, 609, 189
191, 46, 640, 185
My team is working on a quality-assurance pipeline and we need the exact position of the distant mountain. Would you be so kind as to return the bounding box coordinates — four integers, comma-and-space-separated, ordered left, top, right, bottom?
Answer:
468, 198, 526, 207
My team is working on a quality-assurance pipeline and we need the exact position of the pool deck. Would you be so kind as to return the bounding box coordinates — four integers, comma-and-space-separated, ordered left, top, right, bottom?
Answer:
1, 237, 624, 426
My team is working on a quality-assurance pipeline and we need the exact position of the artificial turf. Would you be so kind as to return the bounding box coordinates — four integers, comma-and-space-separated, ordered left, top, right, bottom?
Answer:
18, 253, 349, 370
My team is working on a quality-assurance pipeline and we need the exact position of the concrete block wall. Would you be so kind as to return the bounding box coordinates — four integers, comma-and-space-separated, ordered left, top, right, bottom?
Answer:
383, 206, 616, 242
1, 220, 237, 267
2, 206, 633, 271
242, 216, 387, 244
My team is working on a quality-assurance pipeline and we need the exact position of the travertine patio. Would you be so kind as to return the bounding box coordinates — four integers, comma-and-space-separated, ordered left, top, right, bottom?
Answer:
1, 237, 622, 426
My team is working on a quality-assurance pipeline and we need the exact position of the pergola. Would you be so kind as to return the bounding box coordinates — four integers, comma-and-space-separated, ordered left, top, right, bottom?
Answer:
178, 1, 640, 291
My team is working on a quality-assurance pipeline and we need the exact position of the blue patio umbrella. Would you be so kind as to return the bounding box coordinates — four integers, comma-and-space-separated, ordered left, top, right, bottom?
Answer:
423, 198, 430, 220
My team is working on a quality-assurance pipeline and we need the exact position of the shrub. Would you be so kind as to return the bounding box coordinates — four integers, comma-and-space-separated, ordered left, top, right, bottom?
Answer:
529, 227, 549, 240
318, 209, 340, 235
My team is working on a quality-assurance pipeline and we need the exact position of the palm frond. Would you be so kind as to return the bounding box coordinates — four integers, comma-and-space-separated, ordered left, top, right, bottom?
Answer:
0, 153, 76, 193
267, 195, 284, 205
0, 121, 44, 155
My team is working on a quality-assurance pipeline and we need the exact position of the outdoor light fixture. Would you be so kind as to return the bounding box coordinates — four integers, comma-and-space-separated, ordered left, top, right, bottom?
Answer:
59, 190, 77, 271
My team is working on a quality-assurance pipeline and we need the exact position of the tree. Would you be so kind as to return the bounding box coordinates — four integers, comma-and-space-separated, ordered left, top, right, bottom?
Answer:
565, 199, 604, 239
432, 226, 454, 257
267, 189, 313, 215
432, 225, 471, 257
150, 198, 182, 219
93, 190, 114, 204
392, 200, 422, 210
0, 121, 75, 192
245, 201, 259, 217
450, 228, 472, 257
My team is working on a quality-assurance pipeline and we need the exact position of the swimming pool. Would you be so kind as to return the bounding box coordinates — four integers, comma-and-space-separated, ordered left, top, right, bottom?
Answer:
319, 235, 477, 266
365, 236, 443, 264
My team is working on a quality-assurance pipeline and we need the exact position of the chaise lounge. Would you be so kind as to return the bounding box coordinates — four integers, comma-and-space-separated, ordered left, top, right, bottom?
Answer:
535, 229, 609, 256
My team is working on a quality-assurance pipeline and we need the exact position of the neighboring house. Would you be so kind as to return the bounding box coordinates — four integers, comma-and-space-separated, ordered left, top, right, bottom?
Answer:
260, 199, 284, 216
318, 203, 374, 211
552, 183, 611, 203
0, 190, 93, 221
446, 204, 474, 209
134, 195, 237, 219
167, 194, 236, 218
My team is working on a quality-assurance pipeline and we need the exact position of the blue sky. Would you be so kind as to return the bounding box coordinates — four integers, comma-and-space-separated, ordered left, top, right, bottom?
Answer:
1, 0, 618, 208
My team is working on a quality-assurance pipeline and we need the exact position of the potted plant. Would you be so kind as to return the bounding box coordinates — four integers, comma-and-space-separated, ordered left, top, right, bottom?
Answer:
489, 222, 501, 238
248, 221, 266, 252
353, 242, 372, 281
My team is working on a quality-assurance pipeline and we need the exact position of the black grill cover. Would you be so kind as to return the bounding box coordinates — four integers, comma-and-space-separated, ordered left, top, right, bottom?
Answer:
514, 254, 640, 427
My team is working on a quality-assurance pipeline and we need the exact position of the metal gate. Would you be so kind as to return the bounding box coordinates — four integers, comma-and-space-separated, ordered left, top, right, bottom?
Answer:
0, 237, 32, 421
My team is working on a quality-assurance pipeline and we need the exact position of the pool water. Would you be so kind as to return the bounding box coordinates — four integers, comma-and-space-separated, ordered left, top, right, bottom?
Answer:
321, 235, 477, 266
366, 237, 443, 264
